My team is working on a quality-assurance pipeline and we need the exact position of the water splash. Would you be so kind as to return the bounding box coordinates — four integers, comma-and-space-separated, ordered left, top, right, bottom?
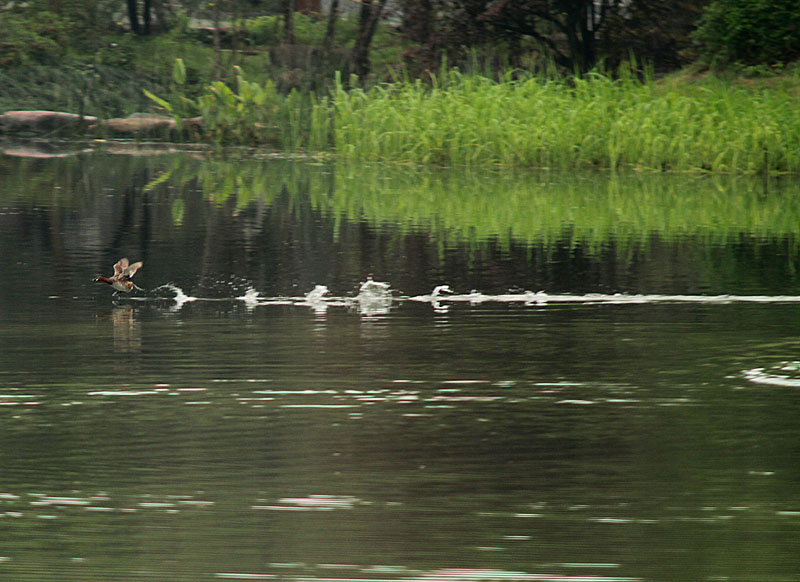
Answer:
744, 362, 800, 387
302, 285, 332, 313
236, 287, 261, 311
152, 283, 197, 311
305, 285, 330, 303
358, 278, 390, 296
355, 279, 393, 315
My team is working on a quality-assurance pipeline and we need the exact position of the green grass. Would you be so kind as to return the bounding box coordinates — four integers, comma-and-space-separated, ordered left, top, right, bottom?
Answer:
174, 64, 800, 174
328, 66, 800, 174
3, 6, 799, 177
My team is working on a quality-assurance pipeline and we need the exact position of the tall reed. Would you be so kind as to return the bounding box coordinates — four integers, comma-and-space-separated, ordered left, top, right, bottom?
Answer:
146, 63, 335, 150
328, 67, 800, 174
149, 60, 800, 174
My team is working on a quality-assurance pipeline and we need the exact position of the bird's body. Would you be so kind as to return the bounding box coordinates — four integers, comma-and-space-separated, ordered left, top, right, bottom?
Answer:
94, 258, 143, 294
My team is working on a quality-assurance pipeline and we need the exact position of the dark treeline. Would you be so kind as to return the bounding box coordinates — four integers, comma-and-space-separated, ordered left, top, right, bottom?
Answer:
1, 0, 798, 118
401, 0, 707, 74
4, 0, 800, 74
396, 0, 798, 74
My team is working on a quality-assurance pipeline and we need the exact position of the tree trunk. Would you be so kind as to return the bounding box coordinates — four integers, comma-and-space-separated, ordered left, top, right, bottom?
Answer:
128, 0, 154, 35
212, 1, 223, 79
401, 0, 433, 44
143, 0, 152, 35
128, 0, 140, 34
152, 0, 174, 31
284, 0, 296, 44
351, 0, 387, 79
323, 0, 340, 52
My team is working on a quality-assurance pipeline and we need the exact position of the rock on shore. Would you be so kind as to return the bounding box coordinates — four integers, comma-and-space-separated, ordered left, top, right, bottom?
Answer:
0, 110, 202, 139
0, 111, 98, 134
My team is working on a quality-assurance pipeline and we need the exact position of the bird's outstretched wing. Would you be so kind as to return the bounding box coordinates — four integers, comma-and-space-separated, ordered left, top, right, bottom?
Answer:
113, 258, 129, 277
123, 261, 143, 279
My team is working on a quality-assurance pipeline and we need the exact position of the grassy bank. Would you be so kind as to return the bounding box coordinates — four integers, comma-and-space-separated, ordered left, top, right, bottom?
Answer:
151, 63, 800, 174
329, 67, 800, 173
5, 48, 799, 174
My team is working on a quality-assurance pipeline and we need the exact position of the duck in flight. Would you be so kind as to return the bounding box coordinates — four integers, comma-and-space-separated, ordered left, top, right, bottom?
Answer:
94, 258, 144, 294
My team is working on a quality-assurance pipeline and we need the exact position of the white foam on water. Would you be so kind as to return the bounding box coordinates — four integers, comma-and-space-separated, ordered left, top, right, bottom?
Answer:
237, 287, 262, 310
151, 283, 198, 310
215, 575, 276, 580
29, 496, 91, 507
252, 494, 361, 512
410, 290, 800, 306
124, 282, 800, 315
88, 390, 163, 397
355, 278, 393, 315
743, 361, 800, 387
226, 565, 642, 582
305, 285, 330, 303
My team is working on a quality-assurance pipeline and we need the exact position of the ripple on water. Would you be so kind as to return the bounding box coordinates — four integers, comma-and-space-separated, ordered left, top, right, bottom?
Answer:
0, 491, 216, 517
214, 566, 642, 582
252, 495, 362, 512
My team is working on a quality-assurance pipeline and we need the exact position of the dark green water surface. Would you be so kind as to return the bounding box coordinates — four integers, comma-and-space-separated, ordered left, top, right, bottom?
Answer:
1, 142, 800, 581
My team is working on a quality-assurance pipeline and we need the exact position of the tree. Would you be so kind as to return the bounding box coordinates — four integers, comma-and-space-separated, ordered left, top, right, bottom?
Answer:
127, 0, 152, 35
351, 0, 388, 79
694, 0, 800, 66
283, 0, 296, 44
593, 0, 708, 72
397, 0, 709, 75
323, 0, 340, 52
126, 0, 176, 35
479, 0, 629, 73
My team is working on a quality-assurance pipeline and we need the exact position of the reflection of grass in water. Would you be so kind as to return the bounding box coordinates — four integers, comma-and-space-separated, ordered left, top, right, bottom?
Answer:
324, 164, 800, 248
165, 156, 800, 249
4, 151, 799, 250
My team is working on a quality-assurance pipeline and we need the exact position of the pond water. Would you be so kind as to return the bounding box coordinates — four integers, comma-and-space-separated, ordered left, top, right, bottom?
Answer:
1, 141, 800, 582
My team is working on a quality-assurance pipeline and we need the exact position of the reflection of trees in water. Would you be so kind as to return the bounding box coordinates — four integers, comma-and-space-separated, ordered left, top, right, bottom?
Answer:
2, 152, 800, 300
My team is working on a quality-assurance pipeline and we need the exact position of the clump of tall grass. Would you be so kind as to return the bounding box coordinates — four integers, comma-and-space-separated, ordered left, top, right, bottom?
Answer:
329, 66, 800, 174
148, 60, 800, 174
146, 62, 334, 150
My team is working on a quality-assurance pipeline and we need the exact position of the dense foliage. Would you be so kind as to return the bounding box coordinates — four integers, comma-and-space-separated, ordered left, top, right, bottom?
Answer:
693, 0, 800, 66
1, 0, 799, 175
327, 67, 800, 173
141, 63, 800, 174
0, 0, 400, 116
391, 0, 712, 76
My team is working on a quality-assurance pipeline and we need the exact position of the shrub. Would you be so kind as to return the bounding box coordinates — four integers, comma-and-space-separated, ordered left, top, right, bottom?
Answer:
694, 0, 800, 66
